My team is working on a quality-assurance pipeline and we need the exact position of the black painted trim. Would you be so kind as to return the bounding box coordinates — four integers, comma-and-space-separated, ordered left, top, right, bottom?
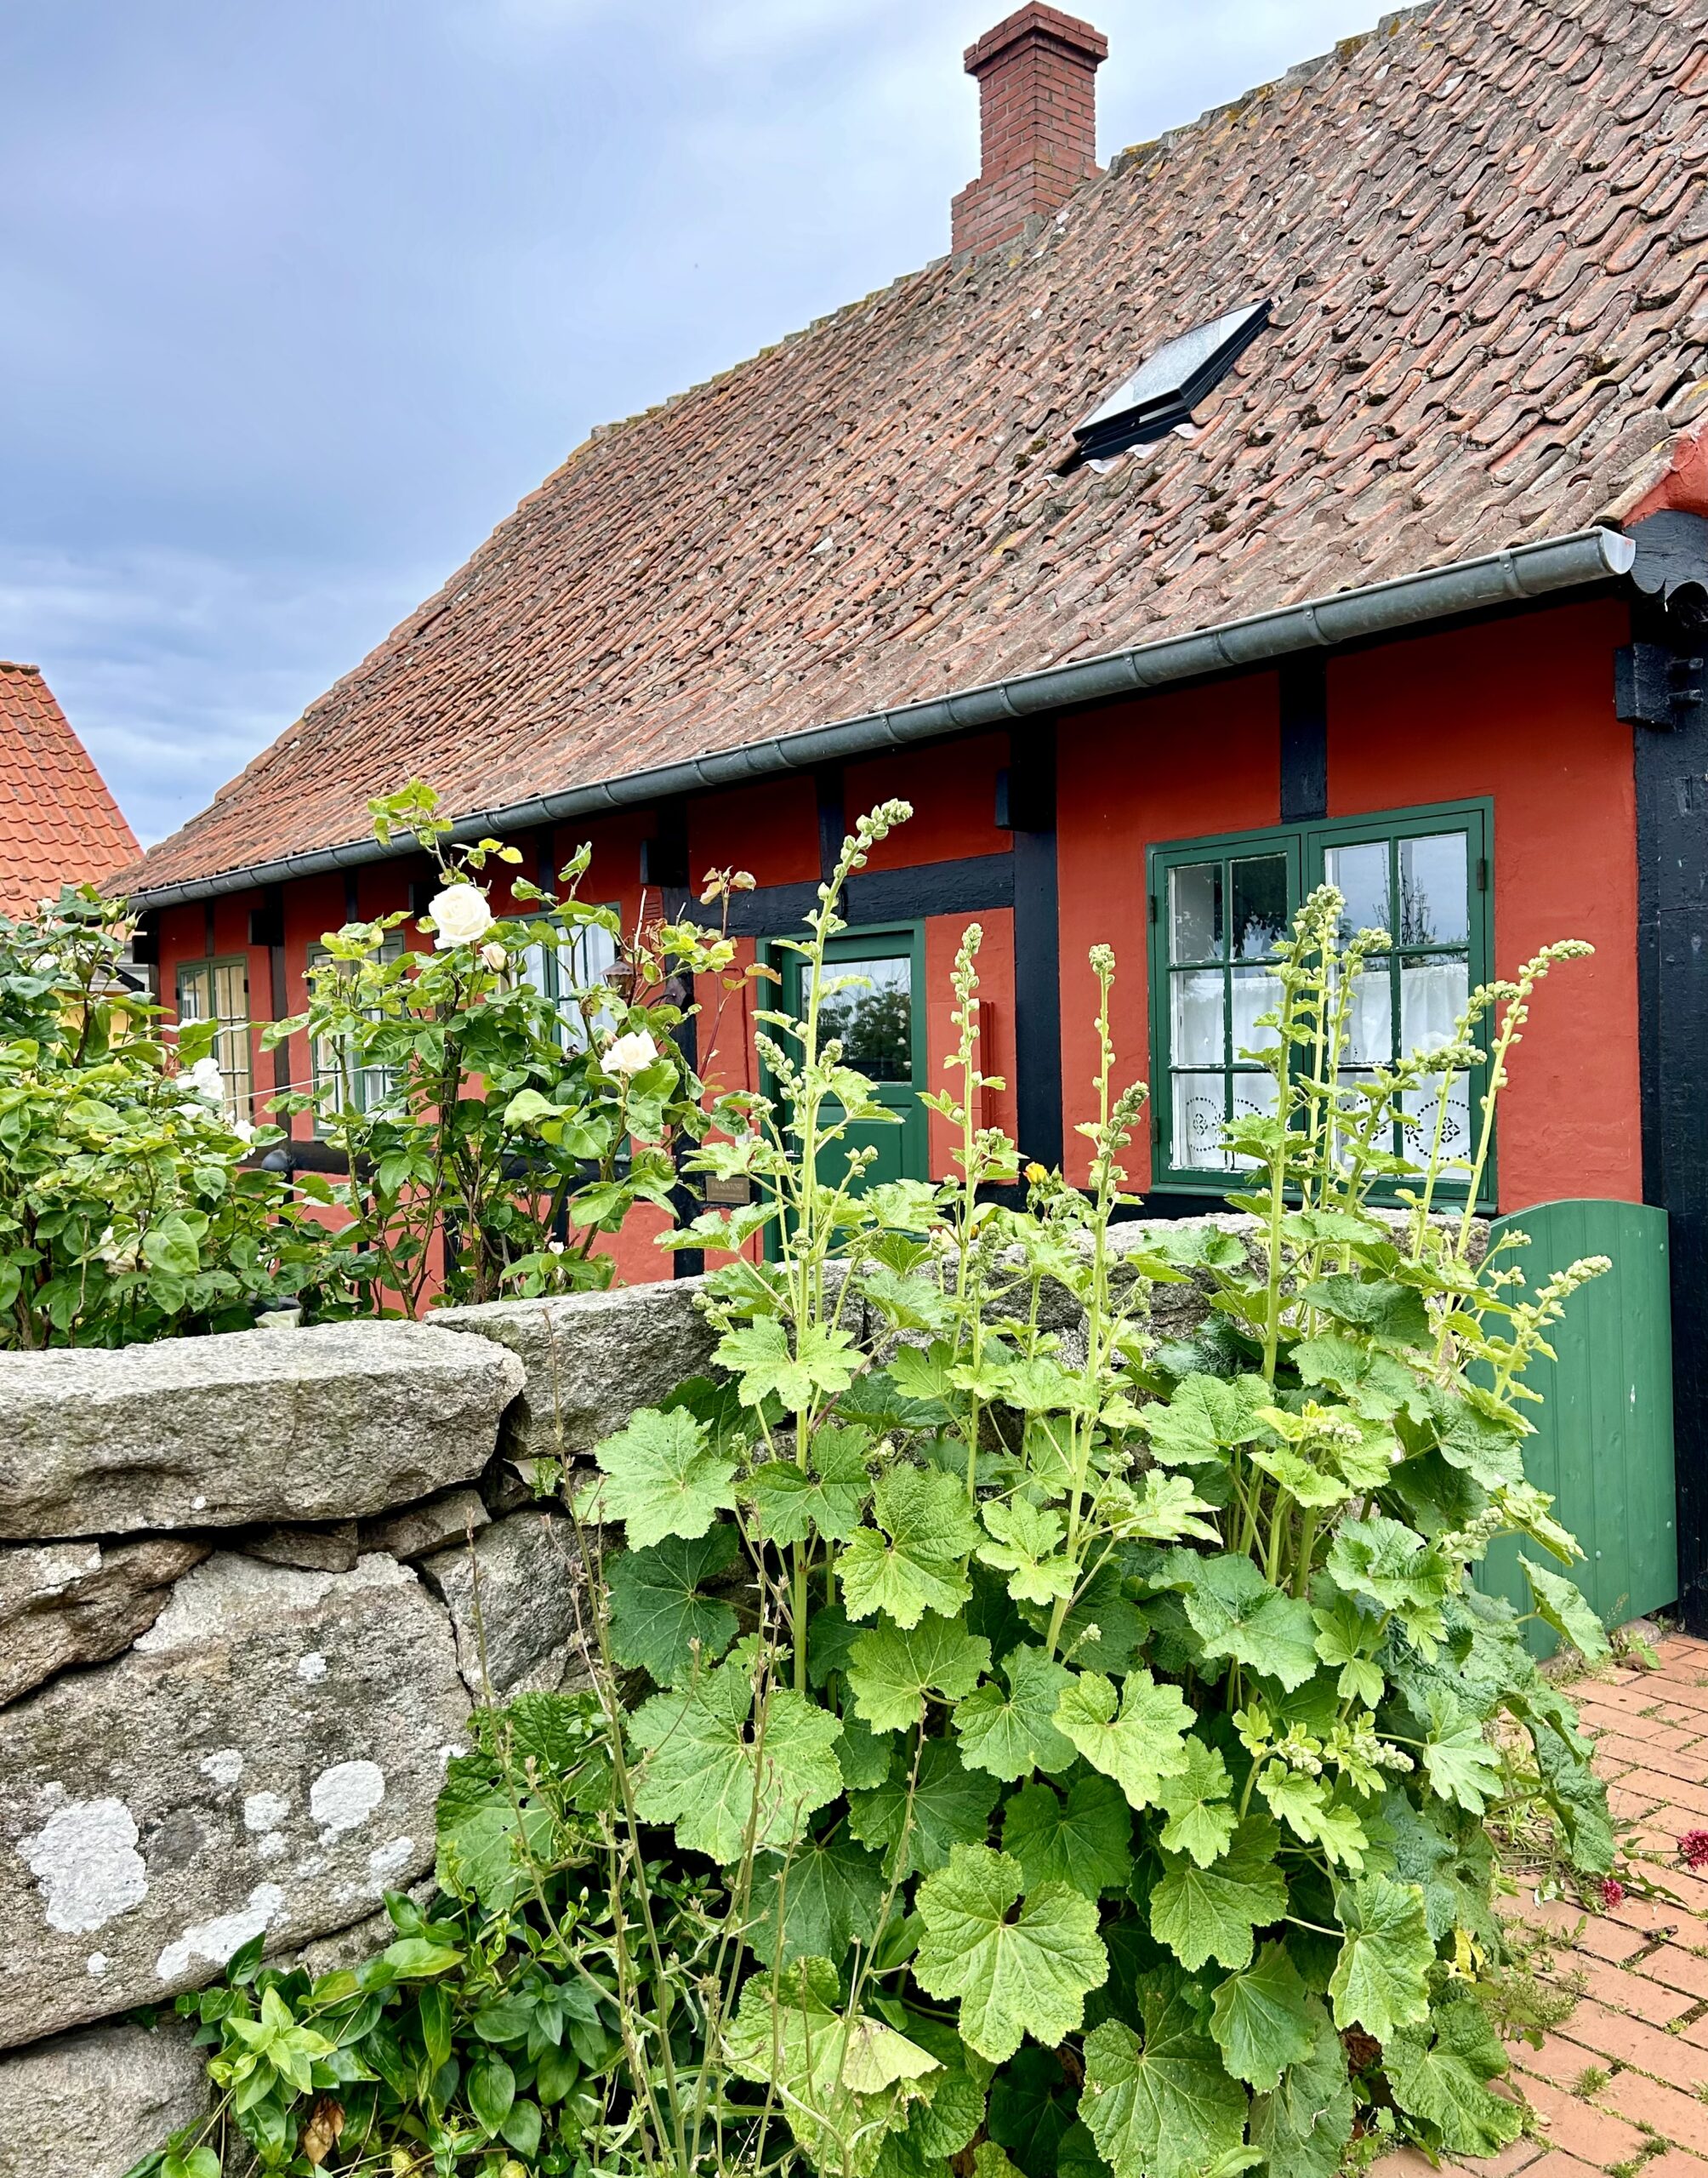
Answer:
1009, 725, 1063, 1171
710, 852, 1016, 938
1278, 653, 1329, 824
816, 764, 845, 883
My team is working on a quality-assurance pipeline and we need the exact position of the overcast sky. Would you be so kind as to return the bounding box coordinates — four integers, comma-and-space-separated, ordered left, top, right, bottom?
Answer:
2, 0, 1384, 845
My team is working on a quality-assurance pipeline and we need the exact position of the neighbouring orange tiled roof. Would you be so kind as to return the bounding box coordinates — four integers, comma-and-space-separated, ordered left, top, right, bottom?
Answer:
136, 0, 1708, 895
0, 664, 139, 918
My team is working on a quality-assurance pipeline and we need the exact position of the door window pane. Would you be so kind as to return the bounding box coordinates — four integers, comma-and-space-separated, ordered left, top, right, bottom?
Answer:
1229, 855, 1289, 959
1398, 834, 1468, 946
1170, 863, 1221, 962
1170, 970, 1224, 1068
1400, 955, 1468, 1058
822, 955, 913, 1081
1324, 839, 1389, 939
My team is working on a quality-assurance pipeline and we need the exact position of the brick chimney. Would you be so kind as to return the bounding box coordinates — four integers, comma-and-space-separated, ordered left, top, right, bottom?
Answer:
951, 5, 1107, 257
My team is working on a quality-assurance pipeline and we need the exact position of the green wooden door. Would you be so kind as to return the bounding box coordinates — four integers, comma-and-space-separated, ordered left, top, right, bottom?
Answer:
1475, 1199, 1677, 1645
778, 926, 928, 1194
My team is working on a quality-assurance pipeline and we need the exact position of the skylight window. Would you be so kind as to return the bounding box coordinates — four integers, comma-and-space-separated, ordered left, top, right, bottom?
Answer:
1072, 299, 1272, 463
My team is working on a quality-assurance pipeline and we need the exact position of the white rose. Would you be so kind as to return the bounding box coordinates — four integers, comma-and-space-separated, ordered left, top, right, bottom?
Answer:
603, 1029, 661, 1078
479, 941, 508, 972
183, 1056, 225, 1103
428, 884, 494, 949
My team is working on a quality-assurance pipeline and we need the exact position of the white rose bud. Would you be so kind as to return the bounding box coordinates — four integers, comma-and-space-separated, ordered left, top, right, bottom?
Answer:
603, 1029, 661, 1078
479, 941, 508, 972
427, 883, 494, 949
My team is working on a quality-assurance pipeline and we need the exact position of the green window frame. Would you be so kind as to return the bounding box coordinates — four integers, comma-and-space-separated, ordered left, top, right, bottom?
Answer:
306, 938, 406, 1125
1147, 800, 1493, 1199
518, 910, 622, 1048
175, 956, 253, 1121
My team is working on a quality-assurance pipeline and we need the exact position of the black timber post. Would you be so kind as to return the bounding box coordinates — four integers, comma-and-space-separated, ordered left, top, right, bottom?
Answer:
249, 886, 292, 1105
1008, 722, 1063, 1172
1627, 510, 1708, 1633
1278, 653, 1329, 824
816, 763, 846, 883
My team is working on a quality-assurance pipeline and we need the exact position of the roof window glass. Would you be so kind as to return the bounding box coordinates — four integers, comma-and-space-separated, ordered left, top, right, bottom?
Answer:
1073, 299, 1271, 462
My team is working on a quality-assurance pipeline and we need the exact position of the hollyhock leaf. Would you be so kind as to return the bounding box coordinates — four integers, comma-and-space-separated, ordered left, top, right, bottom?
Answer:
849, 1612, 992, 1734
1175, 1555, 1319, 1691
1257, 1770, 1369, 1869
606, 1526, 739, 1685
751, 1428, 873, 1545
1208, 1941, 1315, 2090
1249, 1997, 1354, 2178
985, 2045, 1078, 2176
629, 1649, 842, 1863
1154, 1740, 1238, 1868
834, 1713, 894, 1790
593, 1406, 737, 1548
1052, 1668, 1193, 1810
1292, 1334, 1416, 1420
1080, 1970, 1249, 2178
954, 1645, 1076, 1780
1149, 1817, 1287, 1972
1328, 1875, 1434, 2042
1419, 1691, 1505, 1815
1387, 1991, 1523, 2158
849, 1735, 1000, 1879
977, 1499, 1078, 1605
914, 1844, 1107, 2063
1309, 1588, 1386, 1708
840, 1467, 979, 1629
1001, 1773, 1133, 1896
1521, 1556, 1611, 1663
1146, 1374, 1272, 1467
749, 1831, 886, 1970
715, 1316, 860, 1411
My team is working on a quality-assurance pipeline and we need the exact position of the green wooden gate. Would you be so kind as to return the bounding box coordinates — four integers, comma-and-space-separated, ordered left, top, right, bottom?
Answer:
1475, 1199, 1677, 1643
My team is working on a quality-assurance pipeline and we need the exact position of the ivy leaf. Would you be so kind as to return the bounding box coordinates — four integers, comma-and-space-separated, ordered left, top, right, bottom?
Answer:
1053, 1668, 1193, 1810
840, 1467, 980, 1628
1256, 1770, 1369, 1869
1154, 1741, 1238, 1868
715, 1317, 860, 1411
593, 1406, 737, 1548
1386, 1991, 1523, 2158
849, 1735, 1000, 1879
1208, 1941, 1315, 2090
1080, 1970, 1250, 2178
954, 1645, 1076, 1781
848, 1613, 993, 1733
1145, 1374, 1272, 1467
977, 1499, 1078, 1605
914, 1844, 1108, 2063
1249, 1997, 1355, 2178
751, 1427, 873, 1546
606, 1526, 739, 1685
1521, 1556, 1611, 1663
1171, 1554, 1319, 1691
749, 1832, 886, 1970
1149, 1816, 1288, 1972
1419, 1691, 1504, 1814
629, 1646, 844, 1863
1001, 1774, 1133, 1896
1309, 1588, 1386, 1708
1328, 1875, 1434, 2042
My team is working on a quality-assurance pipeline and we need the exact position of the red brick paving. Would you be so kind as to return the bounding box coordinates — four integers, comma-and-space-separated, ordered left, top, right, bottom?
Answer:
1375, 1632, 1708, 2172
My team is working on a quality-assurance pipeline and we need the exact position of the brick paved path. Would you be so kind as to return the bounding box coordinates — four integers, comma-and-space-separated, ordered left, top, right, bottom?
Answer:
1376, 1632, 1708, 2175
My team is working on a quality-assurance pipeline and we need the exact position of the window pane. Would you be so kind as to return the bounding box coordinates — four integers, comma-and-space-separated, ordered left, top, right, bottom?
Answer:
1341, 958, 1393, 1065
821, 955, 912, 1081
1401, 1073, 1474, 1167
1227, 1069, 1279, 1169
1169, 863, 1221, 962
1324, 839, 1389, 939
1229, 856, 1289, 959
1400, 955, 1468, 1059
1172, 1074, 1229, 1170
1170, 969, 1224, 1068
1230, 963, 1282, 1057
1398, 833, 1468, 947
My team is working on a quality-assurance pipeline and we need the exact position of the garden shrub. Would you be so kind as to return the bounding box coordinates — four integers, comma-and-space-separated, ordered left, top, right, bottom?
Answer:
139, 802, 1615, 2176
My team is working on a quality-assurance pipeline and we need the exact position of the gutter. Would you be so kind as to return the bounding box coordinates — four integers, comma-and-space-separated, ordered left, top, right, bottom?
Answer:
131, 525, 1637, 911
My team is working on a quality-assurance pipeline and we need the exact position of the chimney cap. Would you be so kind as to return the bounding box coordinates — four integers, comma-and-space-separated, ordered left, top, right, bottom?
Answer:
964, 4, 1108, 78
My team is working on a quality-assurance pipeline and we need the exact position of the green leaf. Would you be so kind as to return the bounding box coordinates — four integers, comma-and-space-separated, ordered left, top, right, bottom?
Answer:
1113, 1470, 1223, 1545
976, 1500, 1077, 1605
849, 1735, 1000, 1879
914, 1844, 1108, 2063
593, 1405, 737, 1548
1080, 1970, 1250, 2178
986, 2045, 1079, 2177
1255, 1768, 1368, 1868
840, 1466, 980, 1628
1292, 1333, 1418, 1419
1146, 1374, 1272, 1467
752, 1427, 872, 1545
1328, 1874, 1434, 2041
1309, 1588, 1386, 1708
1325, 1514, 1451, 1652
434, 1756, 554, 1913
630, 1646, 844, 1862
1002, 1773, 1132, 1896
468, 2050, 516, 2136
1150, 1816, 1287, 1972
716, 1317, 860, 1409
750, 1831, 887, 1969
953, 1645, 1076, 1780
380, 1935, 462, 1977
835, 1712, 894, 1790
1249, 1997, 1354, 2178
1173, 1555, 1319, 1691
1208, 1941, 1315, 2090
606, 1525, 740, 1685
501, 2098, 543, 2156
1386, 1991, 1523, 2158
1297, 1274, 1429, 1346
1418, 1690, 1504, 1815
1373, 1787, 1497, 1945
848, 1612, 992, 1733
1521, 1555, 1610, 1663
162, 2152, 221, 2178
1053, 1668, 1193, 1809
1155, 1741, 1238, 1868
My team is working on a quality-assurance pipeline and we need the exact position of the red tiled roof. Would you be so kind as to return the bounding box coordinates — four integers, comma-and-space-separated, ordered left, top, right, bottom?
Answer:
136, 0, 1708, 895
0, 664, 138, 918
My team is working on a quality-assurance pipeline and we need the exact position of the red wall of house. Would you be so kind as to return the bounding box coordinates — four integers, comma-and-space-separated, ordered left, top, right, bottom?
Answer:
846, 734, 1012, 871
